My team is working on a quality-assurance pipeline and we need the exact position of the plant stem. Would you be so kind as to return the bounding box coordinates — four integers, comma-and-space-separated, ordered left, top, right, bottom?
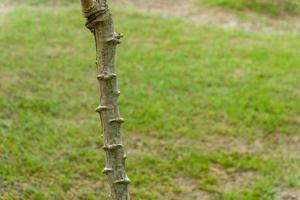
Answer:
80, 1, 130, 199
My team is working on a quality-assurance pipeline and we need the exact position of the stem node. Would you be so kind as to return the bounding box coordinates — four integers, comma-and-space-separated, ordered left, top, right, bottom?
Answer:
81, 1, 130, 199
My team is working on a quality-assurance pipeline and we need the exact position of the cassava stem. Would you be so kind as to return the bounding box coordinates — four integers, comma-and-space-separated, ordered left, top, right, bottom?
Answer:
80, 0, 130, 199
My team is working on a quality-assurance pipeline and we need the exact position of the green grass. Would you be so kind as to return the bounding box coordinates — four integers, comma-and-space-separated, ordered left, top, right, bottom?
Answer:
0, 3, 299, 200
199, 0, 300, 16
12, 0, 78, 5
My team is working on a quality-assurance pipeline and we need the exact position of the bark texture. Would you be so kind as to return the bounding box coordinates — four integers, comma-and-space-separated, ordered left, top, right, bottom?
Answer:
80, 1, 130, 199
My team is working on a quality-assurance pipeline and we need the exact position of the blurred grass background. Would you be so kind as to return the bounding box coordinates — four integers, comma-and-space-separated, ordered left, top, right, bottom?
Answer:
12, 0, 300, 17
199, 0, 300, 16
0, 0, 299, 199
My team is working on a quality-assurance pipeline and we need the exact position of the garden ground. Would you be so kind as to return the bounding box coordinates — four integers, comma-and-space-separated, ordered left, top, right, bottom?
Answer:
0, 0, 299, 199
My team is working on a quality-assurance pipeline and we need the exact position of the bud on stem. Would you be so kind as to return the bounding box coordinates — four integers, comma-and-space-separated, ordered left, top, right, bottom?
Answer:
80, 1, 131, 199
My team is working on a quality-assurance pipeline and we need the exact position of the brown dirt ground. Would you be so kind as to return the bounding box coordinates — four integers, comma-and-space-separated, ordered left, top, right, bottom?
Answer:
110, 0, 300, 32
1, 0, 300, 32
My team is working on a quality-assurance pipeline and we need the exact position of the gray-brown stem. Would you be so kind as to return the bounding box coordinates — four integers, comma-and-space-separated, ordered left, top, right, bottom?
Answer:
80, 1, 130, 199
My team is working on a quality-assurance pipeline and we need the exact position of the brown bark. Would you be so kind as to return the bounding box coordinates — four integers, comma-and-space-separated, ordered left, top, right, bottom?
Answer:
80, 1, 130, 199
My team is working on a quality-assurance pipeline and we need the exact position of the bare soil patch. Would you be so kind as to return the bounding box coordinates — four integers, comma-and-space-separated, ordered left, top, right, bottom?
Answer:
0, 3, 14, 15
3, 0, 300, 32
210, 164, 258, 192
280, 188, 300, 200
110, 0, 300, 32
173, 177, 213, 200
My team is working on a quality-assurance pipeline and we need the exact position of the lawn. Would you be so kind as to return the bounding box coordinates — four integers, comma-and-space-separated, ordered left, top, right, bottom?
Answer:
198, 0, 300, 16
0, 1, 299, 200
